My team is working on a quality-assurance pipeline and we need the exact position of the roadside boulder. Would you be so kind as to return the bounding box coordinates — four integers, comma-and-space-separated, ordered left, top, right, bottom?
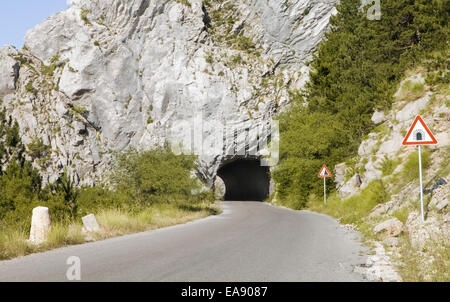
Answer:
29, 206, 52, 244
82, 214, 100, 233
214, 176, 226, 200
374, 218, 403, 240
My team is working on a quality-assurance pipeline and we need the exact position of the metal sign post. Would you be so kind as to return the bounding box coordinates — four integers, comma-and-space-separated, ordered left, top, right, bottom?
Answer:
318, 165, 331, 205
418, 145, 424, 222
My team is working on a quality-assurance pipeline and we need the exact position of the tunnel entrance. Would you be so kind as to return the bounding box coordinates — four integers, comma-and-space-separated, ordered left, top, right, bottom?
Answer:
216, 159, 270, 201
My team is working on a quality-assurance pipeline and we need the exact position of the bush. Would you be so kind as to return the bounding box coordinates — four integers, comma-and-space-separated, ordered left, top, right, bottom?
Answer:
76, 186, 130, 216
111, 148, 202, 205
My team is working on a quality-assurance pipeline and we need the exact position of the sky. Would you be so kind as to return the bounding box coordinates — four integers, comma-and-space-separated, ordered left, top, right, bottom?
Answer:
0, 1, 72, 48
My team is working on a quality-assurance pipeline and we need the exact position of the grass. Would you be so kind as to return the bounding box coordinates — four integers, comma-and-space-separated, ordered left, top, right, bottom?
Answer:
396, 235, 450, 281
0, 229, 34, 260
401, 150, 431, 182
396, 80, 426, 102
0, 201, 220, 260
392, 207, 410, 224
25, 81, 35, 92
307, 180, 390, 237
379, 155, 400, 177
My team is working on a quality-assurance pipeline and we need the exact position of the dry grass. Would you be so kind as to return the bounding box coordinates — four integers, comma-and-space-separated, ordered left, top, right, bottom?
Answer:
0, 229, 34, 260
95, 202, 219, 239
396, 235, 450, 282
0, 201, 220, 260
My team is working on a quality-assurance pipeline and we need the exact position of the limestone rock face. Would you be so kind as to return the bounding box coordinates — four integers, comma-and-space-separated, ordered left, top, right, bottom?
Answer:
0, 0, 337, 186
338, 174, 361, 199
0, 46, 19, 98
371, 110, 386, 125
29, 206, 52, 244
334, 162, 347, 190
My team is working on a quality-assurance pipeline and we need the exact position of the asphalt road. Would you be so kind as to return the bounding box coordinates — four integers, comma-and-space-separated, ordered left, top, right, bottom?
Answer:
0, 201, 368, 282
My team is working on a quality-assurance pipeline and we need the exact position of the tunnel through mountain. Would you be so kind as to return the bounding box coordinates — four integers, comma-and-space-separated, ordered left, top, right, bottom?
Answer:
217, 159, 270, 201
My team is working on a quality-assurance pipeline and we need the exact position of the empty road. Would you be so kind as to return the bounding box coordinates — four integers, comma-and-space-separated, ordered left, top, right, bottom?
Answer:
0, 202, 368, 281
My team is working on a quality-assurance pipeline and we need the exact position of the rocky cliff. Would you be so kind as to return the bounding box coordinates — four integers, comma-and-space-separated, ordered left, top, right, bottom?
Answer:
0, 0, 337, 186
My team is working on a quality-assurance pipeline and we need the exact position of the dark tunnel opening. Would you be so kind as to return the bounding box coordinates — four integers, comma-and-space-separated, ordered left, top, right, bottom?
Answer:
217, 159, 270, 201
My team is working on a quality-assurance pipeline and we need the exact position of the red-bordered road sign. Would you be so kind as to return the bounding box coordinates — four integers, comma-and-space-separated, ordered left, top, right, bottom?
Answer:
318, 165, 332, 178
402, 115, 438, 145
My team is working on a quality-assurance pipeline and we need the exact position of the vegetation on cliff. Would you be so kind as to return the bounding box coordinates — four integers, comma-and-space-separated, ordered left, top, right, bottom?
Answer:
273, 0, 449, 208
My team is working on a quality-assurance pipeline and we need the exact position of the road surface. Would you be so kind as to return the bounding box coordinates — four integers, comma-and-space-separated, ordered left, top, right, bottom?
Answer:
0, 202, 368, 281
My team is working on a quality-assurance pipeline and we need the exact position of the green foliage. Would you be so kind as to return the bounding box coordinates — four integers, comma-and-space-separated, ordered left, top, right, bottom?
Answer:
401, 150, 431, 182
75, 186, 128, 216
80, 9, 92, 26
230, 53, 243, 66
308, 180, 390, 227
0, 113, 213, 246
235, 36, 256, 51
379, 155, 400, 177
111, 148, 202, 206
273, 0, 448, 207
72, 104, 88, 116
397, 80, 426, 102
27, 137, 49, 160
0, 158, 42, 229
393, 207, 409, 224
174, 0, 191, 7
50, 54, 60, 64
25, 81, 35, 92
41, 64, 56, 77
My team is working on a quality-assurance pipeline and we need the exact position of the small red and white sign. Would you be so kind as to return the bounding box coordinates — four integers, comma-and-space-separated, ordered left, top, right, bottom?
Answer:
402, 115, 438, 145
318, 165, 332, 178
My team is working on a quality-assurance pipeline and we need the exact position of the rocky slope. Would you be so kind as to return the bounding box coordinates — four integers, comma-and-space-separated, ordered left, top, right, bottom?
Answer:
0, 0, 337, 186
334, 70, 449, 281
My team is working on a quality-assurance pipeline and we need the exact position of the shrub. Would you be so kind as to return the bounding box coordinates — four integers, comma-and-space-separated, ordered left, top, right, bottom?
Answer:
27, 137, 49, 159
111, 148, 203, 205
76, 186, 130, 215
379, 155, 400, 177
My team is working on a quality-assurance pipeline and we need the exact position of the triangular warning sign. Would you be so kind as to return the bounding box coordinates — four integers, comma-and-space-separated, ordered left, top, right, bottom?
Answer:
318, 165, 332, 178
402, 115, 438, 145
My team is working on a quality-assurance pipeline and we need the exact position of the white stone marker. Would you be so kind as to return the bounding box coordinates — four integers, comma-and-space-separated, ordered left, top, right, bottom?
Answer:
29, 206, 51, 244
82, 214, 100, 232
